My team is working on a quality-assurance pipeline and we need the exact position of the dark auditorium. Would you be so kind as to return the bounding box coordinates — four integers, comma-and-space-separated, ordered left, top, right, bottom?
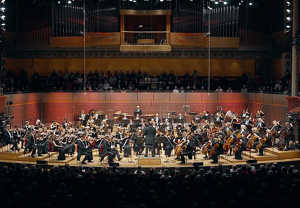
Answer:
1, 0, 300, 207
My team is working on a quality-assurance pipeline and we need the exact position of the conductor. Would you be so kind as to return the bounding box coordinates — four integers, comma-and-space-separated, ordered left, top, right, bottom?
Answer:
134, 105, 143, 118
143, 120, 156, 157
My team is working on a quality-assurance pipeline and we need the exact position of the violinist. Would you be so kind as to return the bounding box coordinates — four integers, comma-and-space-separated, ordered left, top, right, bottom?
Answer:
133, 129, 144, 155
163, 130, 174, 158
76, 133, 88, 163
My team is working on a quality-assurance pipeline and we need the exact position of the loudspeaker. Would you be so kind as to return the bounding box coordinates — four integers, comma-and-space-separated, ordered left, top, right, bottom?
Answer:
246, 160, 257, 164
193, 162, 203, 167
36, 160, 48, 165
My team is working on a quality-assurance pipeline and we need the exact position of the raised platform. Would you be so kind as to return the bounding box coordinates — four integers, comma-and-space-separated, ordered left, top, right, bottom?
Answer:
220, 155, 248, 164
17, 152, 57, 162
1, 147, 300, 167
242, 151, 278, 161
265, 148, 300, 159
47, 154, 77, 165
137, 156, 162, 166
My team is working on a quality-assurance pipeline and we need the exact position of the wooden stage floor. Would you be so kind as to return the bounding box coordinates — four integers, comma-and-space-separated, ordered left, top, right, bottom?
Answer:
1, 145, 300, 168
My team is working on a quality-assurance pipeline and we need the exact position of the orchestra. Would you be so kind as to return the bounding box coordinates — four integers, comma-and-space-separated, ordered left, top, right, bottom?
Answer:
0, 108, 298, 165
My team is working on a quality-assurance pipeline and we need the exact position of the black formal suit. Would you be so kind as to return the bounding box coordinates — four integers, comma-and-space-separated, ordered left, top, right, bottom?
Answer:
24, 134, 36, 157
134, 108, 142, 118
154, 117, 160, 125
3, 129, 12, 146
76, 139, 86, 162
100, 139, 120, 163
143, 125, 156, 157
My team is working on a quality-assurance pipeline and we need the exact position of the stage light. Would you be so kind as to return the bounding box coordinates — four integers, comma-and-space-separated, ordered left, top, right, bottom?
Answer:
160, 0, 164, 2
57, 0, 61, 4
0, 15, 4, 20
67, 0, 72, 4
223, 1, 228, 5
215, 1, 219, 5
284, 0, 294, 34
248, 2, 253, 6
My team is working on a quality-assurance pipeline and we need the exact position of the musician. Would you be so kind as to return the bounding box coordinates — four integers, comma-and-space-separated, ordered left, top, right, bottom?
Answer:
76, 134, 88, 163
176, 113, 185, 125
133, 129, 144, 155
154, 113, 160, 125
143, 120, 156, 157
243, 115, 253, 130
3, 124, 13, 146
79, 111, 86, 125
53, 136, 66, 160
282, 121, 295, 151
256, 118, 266, 130
211, 137, 222, 163
234, 138, 245, 160
84, 136, 93, 163
100, 136, 121, 164
35, 119, 43, 130
24, 129, 36, 157
155, 131, 163, 156
122, 133, 131, 158
134, 105, 142, 118
163, 131, 173, 158
37, 132, 48, 156
10, 126, 19, 151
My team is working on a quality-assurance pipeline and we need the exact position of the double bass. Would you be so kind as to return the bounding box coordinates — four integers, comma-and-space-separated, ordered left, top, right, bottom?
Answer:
223, 136, 233, 153
246, 132, 259, 150
209, 141, 220, 158
175, 139, 187, 157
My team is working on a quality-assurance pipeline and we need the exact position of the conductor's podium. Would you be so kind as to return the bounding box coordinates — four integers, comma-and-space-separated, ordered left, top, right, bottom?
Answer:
137, 156, 161, 166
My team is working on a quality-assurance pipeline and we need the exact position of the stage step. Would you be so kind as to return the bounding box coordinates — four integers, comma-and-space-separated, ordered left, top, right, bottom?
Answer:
137, 156, 161, 166
264, 148, 300, 159
219, 155, 248, 164
47, 154, 77, 164
242, 151, 278, 161
17, 152, 58, 162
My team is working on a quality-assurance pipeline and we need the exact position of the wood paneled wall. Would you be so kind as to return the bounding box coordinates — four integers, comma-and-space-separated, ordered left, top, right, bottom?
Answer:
5, 92, 288, 127
0, 96, 5, 114
170, 33, 240, 48
6, 58, 255, 77
50, 32, 121, 48
50, 32, 240, 48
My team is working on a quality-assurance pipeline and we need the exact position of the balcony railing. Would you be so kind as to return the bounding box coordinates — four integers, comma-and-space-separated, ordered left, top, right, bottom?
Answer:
122, 31, 169, 45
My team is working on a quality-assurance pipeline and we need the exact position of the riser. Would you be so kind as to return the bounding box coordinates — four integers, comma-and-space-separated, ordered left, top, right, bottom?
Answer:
219, 155, 247, 164
138, 157, 161, 166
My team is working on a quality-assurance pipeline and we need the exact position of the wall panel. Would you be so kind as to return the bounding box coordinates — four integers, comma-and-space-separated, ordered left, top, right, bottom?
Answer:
5, 92, 288, 127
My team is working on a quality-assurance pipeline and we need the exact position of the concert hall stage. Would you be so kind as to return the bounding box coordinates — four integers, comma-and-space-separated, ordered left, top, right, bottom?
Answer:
1, 145, 300, 168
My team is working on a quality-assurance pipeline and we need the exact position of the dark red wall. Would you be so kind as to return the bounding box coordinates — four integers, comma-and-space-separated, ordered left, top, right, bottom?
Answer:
4, 92, 288, 127
0, 96, 5, 114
